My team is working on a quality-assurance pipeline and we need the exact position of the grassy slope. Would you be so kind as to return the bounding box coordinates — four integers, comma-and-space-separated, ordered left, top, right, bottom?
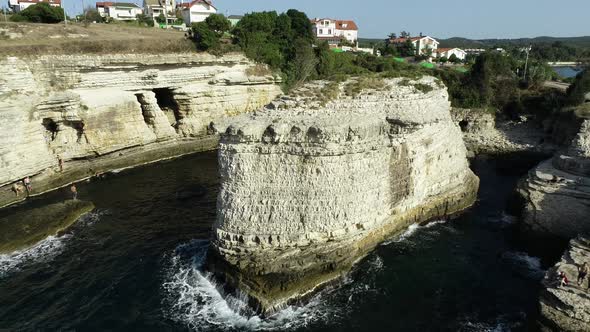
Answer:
0, 21, 195, 56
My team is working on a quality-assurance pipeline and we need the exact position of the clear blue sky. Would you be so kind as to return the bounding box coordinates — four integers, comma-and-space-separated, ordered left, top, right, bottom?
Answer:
60, 0, 589, 39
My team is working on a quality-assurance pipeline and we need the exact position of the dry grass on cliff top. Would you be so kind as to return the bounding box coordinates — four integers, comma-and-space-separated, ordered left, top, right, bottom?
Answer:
0, 22, 196, 56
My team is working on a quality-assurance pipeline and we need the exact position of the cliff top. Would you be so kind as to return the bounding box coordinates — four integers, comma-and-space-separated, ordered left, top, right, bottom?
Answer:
213, 76, 451, 144
0, 22, 195, 56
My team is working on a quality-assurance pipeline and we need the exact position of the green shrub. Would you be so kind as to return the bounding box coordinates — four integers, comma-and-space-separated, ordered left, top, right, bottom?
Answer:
10, 2, 64, 23
190, 22, 219, 51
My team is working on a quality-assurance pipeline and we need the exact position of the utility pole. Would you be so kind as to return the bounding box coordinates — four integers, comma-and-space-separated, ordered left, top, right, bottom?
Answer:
62, 0, 67, 25
523, 45, 532, 81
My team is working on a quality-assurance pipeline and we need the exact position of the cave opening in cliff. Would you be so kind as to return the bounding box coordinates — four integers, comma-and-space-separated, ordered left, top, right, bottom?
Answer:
135, 93, 154, 129
459, 120, 469, 132
42, 118, 58, 141
153, 88, 181, 127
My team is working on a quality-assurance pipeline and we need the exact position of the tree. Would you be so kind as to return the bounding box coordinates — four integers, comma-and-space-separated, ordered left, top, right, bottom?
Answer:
10, 2, 64, 23
190, 22, 219, 51
83, 8, 103, 23
285, 9, 314, 42
204, 13, 231, 36
388, 32, 397, 40
566, 68, 590, 106
449, 53, 460, 64
439, 56, 448, 64
156, 13, 166, 24
136, 14, 154, 27
285, 38, 318, 89
398, 40, 416, 57
400, 31, 410, 38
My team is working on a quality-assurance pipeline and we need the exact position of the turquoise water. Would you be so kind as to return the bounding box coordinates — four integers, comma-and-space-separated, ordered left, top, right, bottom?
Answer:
0, 153, 557, 331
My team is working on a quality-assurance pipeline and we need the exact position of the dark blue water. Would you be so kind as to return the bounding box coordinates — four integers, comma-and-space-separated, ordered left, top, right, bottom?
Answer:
552, 66, 582, 78
0, 153, 553, 331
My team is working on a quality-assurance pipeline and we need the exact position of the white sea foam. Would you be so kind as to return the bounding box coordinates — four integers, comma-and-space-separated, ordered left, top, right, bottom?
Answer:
163, 239, 340, 331
0, 234, 72, 278
383, 219, 447, 245
501, 251, 545, 280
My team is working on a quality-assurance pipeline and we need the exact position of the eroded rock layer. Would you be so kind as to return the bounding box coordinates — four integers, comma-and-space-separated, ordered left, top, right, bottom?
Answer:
208, 77, 479, 313
0, 53, 281, 207
518, 117, 590, 238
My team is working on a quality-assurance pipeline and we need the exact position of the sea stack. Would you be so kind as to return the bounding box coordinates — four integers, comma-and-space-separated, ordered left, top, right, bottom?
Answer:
208, 77, 480, 313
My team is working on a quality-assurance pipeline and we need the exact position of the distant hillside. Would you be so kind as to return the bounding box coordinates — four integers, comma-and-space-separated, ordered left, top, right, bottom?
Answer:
358, 36, 590, 49
438, 36, 590, 48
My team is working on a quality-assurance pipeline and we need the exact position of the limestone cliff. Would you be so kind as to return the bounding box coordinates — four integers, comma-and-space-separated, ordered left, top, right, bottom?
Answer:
539, 237, 590, 331
517, 116, 590, 238
0, 53, 281, 208
208, 77, 479, 313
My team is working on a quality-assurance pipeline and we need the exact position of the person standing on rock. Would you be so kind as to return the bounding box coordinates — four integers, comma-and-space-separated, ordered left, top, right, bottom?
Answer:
58, 155, 64, 172
23, 177, 32, 195
70, 184, 78, 200
578, 262, 589, 286
558, 271, 569, 288
12, 183, 22, 197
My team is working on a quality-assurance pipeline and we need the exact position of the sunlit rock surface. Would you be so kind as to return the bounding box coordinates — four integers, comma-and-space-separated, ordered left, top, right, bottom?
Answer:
0, 53, 281, 207
208, 77, 479, 313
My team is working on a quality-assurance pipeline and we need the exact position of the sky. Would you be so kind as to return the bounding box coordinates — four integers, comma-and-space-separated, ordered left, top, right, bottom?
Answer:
56, 0, 590, 39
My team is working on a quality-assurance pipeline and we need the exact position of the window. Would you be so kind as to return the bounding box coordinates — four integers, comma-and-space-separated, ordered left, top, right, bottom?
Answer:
324, 20, 329, 26
319, 29, 323, 34
342, 23, 348, 28
328, 29, 332, 34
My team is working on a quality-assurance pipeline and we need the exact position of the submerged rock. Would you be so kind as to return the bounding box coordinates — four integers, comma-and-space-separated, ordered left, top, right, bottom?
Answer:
539, 237, 590, 331
0, 200, 95, 255
207, 77, 479, 314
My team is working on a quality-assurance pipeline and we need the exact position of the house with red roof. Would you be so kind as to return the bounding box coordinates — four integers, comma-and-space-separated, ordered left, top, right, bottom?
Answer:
311, 18, 359, 47
178, 0, 217, 25
10, 0, 61, 13
389, 35, 439, 56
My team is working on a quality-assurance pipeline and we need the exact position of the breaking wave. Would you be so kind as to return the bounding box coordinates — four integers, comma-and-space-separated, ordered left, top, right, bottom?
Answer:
383, 219, 448, 245
0, 208, 105, 278
0, 234, 72, 278
162, 239, 341, 331
501, 251, 545, 280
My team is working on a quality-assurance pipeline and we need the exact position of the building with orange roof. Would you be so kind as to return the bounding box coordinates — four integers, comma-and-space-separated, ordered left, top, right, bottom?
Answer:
311, 18, 359, 47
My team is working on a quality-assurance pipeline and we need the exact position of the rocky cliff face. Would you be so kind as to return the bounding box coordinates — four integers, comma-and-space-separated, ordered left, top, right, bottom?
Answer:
208, 77, 479, 313
0, 53, 281, 207
517, 117, 590, 238
451, 108, 558, 156
539, 237, 590, 331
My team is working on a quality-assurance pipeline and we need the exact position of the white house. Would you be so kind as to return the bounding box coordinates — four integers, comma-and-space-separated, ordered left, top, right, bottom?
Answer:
179, 0, 217, 25
311, 18, 359, 47
144, 0, 176, 22
96, 2, 143, 21
390, 35, 439, 56
436, 48, 466, 61
10, 0, 61, 13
